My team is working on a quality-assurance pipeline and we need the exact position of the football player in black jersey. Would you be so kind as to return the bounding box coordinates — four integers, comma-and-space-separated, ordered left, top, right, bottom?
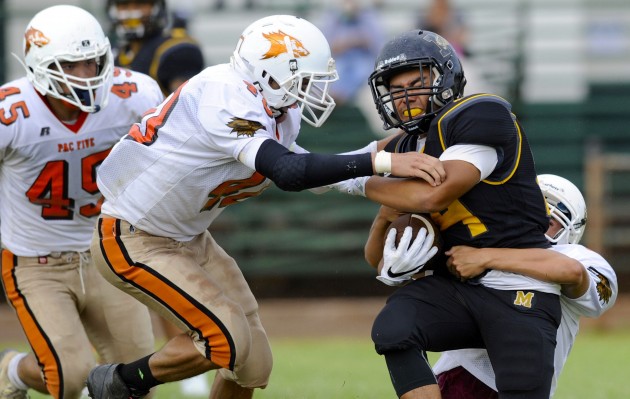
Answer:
107, 0, 205, 96
334, 30, 560, 399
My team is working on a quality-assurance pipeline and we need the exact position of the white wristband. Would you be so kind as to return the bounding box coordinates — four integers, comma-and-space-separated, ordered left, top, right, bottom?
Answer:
374, 151, 392, 174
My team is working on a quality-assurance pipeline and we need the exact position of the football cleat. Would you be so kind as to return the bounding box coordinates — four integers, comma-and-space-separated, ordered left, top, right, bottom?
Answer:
0, 350, 28, 399
86, 364, 147, 399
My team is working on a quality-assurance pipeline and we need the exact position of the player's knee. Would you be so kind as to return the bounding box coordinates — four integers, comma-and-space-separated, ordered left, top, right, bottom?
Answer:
219, 342, 272, 389
371, 300, 421, 354
220, 359, 272, 389
191, 307, 252, 369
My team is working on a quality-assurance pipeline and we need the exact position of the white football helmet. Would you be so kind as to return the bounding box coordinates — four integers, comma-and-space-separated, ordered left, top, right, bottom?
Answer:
538, 174, 587, 244
231, 15, 338, 127
17, 5, 114, 113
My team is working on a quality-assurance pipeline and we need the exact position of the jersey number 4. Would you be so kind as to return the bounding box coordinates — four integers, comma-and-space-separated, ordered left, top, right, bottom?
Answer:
25, 149, 110, 220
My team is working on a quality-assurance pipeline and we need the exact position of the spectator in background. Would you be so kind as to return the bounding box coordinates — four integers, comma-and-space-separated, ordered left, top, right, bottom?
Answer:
107, 0, 205, 97
416, 0, 469, 57
213, 0, 255, 10
319, 0, 385, 106
415, 0, 497, 98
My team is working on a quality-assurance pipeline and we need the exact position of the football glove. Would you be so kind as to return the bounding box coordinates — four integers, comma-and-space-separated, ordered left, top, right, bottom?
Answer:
328, 176, 370, 197
377, 226, 438, 286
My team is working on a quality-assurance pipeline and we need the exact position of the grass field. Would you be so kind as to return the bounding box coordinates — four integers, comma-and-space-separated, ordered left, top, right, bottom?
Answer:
14, 329, 630, 399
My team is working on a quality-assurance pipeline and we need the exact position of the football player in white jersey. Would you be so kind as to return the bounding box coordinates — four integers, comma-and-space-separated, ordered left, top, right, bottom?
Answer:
0, 5, 164, 399
85, 14, 444, 399
430, 174, 618, 398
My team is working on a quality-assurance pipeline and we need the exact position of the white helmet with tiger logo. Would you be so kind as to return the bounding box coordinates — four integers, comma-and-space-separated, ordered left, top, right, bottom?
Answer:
538, 174, 587, 245
231, 15, 338, 127
18, 5, 114, 113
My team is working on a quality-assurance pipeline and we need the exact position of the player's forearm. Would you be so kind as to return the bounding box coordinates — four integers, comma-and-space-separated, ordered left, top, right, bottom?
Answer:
365, 177, 441, 213
364, 215, 391, 268
364, 160, 477, 212
255, 139, 374, 191
484, 248, 585, 285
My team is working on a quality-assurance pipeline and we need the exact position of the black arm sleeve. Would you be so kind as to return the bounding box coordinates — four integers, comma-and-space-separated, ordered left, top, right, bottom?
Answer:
254, 139, 373, 192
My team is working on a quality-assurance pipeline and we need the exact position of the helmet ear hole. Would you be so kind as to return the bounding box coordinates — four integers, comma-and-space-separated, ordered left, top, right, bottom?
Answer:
268, 76, 280, 90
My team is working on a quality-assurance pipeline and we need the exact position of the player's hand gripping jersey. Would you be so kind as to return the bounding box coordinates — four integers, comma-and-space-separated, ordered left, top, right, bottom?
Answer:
433, 243, 618, 397
98, 63, 302, 240
386, 93, 556, 293
0, 69, 163, 255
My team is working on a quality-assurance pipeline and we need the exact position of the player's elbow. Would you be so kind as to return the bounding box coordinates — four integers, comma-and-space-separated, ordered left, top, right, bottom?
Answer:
563, 260, 586, 285
271, 171, 304, 192
405, 191, 451, 213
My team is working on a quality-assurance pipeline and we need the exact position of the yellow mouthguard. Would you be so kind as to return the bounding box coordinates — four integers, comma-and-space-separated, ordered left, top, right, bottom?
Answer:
403, 108, 422, 117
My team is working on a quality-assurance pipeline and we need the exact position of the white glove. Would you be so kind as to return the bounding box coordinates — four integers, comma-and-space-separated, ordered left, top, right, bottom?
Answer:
376, 226, 438, 286
328, 176, 370, 197
308, 186, 331, 194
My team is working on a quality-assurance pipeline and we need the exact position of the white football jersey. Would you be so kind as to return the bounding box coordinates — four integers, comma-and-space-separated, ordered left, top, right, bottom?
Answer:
98, 63, 302, 241
0, 69, 163, 256
432, 244, 618, 397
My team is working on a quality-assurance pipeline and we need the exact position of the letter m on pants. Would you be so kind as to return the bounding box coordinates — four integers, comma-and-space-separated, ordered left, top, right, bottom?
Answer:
513, 291, 534, 308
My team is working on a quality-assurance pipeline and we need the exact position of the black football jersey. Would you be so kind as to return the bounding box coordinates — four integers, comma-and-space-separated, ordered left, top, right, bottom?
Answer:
115, 28, 204, 95
386, 94, 550, 250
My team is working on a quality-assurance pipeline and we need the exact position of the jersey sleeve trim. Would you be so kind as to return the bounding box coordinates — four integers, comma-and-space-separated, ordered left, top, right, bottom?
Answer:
436, 94, 522, 185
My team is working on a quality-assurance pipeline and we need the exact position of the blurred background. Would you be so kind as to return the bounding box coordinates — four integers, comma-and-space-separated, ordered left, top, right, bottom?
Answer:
1, 2, 629, 397
0, 0, 629, 299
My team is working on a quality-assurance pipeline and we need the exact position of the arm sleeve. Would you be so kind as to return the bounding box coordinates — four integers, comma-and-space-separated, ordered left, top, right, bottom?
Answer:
440, 144, 498, 181
254, 139, 373, 191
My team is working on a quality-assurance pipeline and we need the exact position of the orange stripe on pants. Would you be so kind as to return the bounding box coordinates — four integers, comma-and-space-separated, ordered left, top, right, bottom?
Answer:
97, 218, 235, 370
1, 250, 63, 398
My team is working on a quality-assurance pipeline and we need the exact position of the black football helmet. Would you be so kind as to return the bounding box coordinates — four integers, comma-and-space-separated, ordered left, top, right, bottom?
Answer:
107, 0, 167, 41
369, 30, 466, 134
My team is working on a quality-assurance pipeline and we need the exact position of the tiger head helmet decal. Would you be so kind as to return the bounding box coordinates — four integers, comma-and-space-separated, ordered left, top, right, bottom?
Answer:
24, 27, 50, 56
261, 30, 310, 59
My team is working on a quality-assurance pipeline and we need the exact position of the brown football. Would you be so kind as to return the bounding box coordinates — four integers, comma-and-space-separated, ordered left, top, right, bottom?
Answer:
386, 213, 445, 271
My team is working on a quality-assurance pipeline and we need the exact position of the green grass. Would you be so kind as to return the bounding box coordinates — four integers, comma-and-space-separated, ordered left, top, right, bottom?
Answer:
18, 329, 630, 399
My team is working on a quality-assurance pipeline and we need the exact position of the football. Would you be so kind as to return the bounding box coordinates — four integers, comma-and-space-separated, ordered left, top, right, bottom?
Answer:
387, 213, 445, 271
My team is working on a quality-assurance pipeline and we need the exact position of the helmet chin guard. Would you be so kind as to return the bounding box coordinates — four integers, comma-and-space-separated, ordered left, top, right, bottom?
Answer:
17, 5, 114, 113
231, 15, 338, 127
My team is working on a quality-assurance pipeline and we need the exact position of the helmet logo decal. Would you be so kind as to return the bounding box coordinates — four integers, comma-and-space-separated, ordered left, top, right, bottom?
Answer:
376, 54, 407, 70
227, 117, 264, 137
261, 30, 310, 59
24, 27, 50, 55
423, 32, 452, 58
